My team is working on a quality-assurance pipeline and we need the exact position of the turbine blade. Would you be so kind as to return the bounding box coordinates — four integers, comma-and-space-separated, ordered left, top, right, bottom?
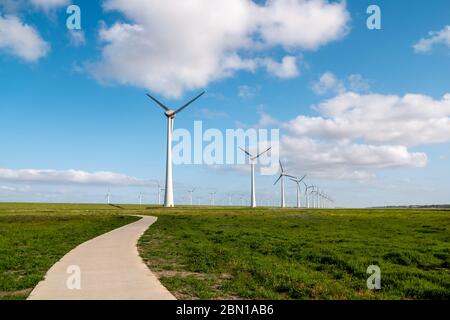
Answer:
298, 174, 307, 183
279, 160, 284, 173
146, 93, 169, 111
239, 147, 252, 157
255, 146, 272, 159
273, 175, 282, 185
174, 91, 205, 115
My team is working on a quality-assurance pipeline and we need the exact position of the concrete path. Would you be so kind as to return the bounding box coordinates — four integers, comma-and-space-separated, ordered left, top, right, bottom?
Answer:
28, 216, 175, 300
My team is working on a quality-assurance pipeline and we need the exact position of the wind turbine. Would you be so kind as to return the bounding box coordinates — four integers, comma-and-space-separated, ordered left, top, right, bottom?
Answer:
227, 193, 233, 206
105, 189, 111, 205
289, 175, 307, 208
302, 182, 313, 208
187, 188, 196, 206
274, 161, 295, 208
146, 91, 205, 207
138, 192, 143, 206
310, 186, 320, 209
152, 180, 165, 205
209, 191, 217, 206
239, 146, 272, 208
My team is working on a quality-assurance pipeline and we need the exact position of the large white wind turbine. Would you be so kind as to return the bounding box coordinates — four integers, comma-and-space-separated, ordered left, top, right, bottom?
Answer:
146, 92, 205, 207
274, 161, 295, 208
239, 146, 272, 208
289, 175, 307, 208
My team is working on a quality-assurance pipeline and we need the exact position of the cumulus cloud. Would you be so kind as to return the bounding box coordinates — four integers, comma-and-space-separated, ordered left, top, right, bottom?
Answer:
68, 30, 86, 47
260, 56, 300, 79
90, 0, 350, 98
238, 85, 259, 99
414, 25, 450, 53
287, 92, 450, 146
0, 168, 148, 186
197, 108, 230, 120
30, 0, 69, 10
311, 72, 370, 95
249, 91, 450, 180
281, 137, 427, 180
1, 0, 69, 13
0, 15, 49, 61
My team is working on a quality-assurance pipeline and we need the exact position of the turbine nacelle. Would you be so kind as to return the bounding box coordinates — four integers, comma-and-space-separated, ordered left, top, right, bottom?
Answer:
164, 110, 176, 118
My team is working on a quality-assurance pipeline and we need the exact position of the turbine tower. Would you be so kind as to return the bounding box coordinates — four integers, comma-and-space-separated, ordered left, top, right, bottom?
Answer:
187, 188, 196, 206
290, 175, 307, 208
146, 91, 205, 207
302, 182, 313, 208
274, 161, 295, 208
239, 146, 272, 208
105, 189, 111, 205
209, 191, 217, 206
227, 193, 233, 206
309, 186, 317, 208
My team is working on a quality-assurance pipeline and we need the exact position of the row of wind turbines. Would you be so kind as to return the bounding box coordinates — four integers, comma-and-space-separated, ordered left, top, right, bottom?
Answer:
144, 91, 335, 209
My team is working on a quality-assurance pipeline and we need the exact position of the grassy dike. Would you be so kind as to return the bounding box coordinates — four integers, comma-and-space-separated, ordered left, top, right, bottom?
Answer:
138, 207, 450, 300
0, 203, 139, 300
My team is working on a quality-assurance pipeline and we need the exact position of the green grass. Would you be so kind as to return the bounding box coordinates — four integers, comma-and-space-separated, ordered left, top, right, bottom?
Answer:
1, 203, 448, 300
138, 206, 450, 300
0, 203, 141, 300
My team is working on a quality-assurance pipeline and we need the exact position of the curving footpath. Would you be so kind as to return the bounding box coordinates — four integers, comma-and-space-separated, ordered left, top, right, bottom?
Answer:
28, 216, 175, 300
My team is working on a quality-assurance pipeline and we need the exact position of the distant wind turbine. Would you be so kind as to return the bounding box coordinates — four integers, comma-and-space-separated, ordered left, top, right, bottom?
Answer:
105, 189, 111, 205
274, 161, 295, 208
209, 191, 217, 206
227, 193, 233, 206
187, 188, 196, 206
302, 182, 313, 208
146, 91, 205, 207
289, 175, 307, 208
239, 146, 272, 208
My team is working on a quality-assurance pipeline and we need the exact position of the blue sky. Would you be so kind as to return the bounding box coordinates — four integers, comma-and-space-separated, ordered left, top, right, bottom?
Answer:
1, 0, 449, 207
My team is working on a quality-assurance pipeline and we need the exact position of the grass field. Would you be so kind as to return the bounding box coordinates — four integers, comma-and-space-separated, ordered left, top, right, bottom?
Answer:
0, 203, 448, 300
138, 207, 450, 300
0, 203, 140, 300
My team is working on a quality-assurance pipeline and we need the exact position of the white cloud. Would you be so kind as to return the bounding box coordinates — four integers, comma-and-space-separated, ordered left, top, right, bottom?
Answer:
280, 137, 427, 180
0, 15, 49, 61
197, 108, 230, 120
0, 168, 148, 186
68, 30, 86, 47
311, 72, 370, 95
238, 85, 259, 99
347, 74, 371, 92
90, 0, 350, 98
312, 72, 344, 95
257, 0, 349, 50
260, 56, 300, 79
414, 25, 450, 53
249, 91, 450, 180
1, 0, 69, 13
287, 92, 450, 146
30, 0, 70, 11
